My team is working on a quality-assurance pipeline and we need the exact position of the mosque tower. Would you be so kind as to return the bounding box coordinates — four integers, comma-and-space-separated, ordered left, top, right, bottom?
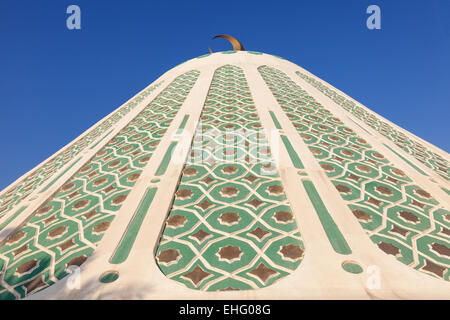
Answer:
0, 36, 448, 300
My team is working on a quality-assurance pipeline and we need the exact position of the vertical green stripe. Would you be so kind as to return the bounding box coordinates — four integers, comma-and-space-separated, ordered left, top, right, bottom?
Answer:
40, 157, 82, 193
110, 187, 158, 264
155, 142, 178, 176
178, 115, 190, 130
383, 143, 428, 176
269, 111, 282, 129
154, 117, 189, 176
302, 180, 352, 255
269, 111, 304, 169
281, 136, 304, 169
0, 206, 28, 231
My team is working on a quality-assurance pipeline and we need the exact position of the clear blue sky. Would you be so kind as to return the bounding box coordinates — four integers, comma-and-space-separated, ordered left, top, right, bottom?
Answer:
0, 0, 449, 190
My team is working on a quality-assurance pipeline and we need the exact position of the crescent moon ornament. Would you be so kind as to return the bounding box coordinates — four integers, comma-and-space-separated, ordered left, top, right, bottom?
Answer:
212, 34, 245, 51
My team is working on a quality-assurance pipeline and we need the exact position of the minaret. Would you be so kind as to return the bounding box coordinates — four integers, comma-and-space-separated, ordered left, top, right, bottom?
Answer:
0, 36, 448, 300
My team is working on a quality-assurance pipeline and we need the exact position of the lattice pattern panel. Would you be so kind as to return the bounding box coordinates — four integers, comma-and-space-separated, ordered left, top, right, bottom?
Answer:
0, 71, 199, 300
259, 66, 450, 282
296, 71, 449, 180
155, 65, 305, 291
0, 81, 164, 220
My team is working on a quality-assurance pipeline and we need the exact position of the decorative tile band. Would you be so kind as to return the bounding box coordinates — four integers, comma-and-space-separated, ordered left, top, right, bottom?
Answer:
0, 206, 28, 232
259, 65, 450, 282
155, 65, 305, 291
0, 71, 199, 300
347, 117, 372, 135
296, 71, 449, 180
90, 129, 114, 150
39, 158, 83, 194
382, 144, 428, 177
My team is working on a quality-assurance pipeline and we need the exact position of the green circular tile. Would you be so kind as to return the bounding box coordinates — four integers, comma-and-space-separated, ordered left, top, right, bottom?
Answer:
342, 260, 363, 274
99, 270, 119, 283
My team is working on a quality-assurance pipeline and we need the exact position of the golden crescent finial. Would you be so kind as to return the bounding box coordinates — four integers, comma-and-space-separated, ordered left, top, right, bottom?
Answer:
212, 34, 245, 51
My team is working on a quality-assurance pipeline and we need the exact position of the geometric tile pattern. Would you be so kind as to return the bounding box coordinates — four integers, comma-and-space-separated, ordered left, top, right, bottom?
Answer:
296, 71, 450, 180
259, 65, 450, 282
0, 71, 199, 300
156, 65, 305, 291
0, 81, 164, 221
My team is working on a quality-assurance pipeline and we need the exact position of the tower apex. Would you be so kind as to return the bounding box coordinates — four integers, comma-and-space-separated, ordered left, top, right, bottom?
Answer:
212, 34, 245, 51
